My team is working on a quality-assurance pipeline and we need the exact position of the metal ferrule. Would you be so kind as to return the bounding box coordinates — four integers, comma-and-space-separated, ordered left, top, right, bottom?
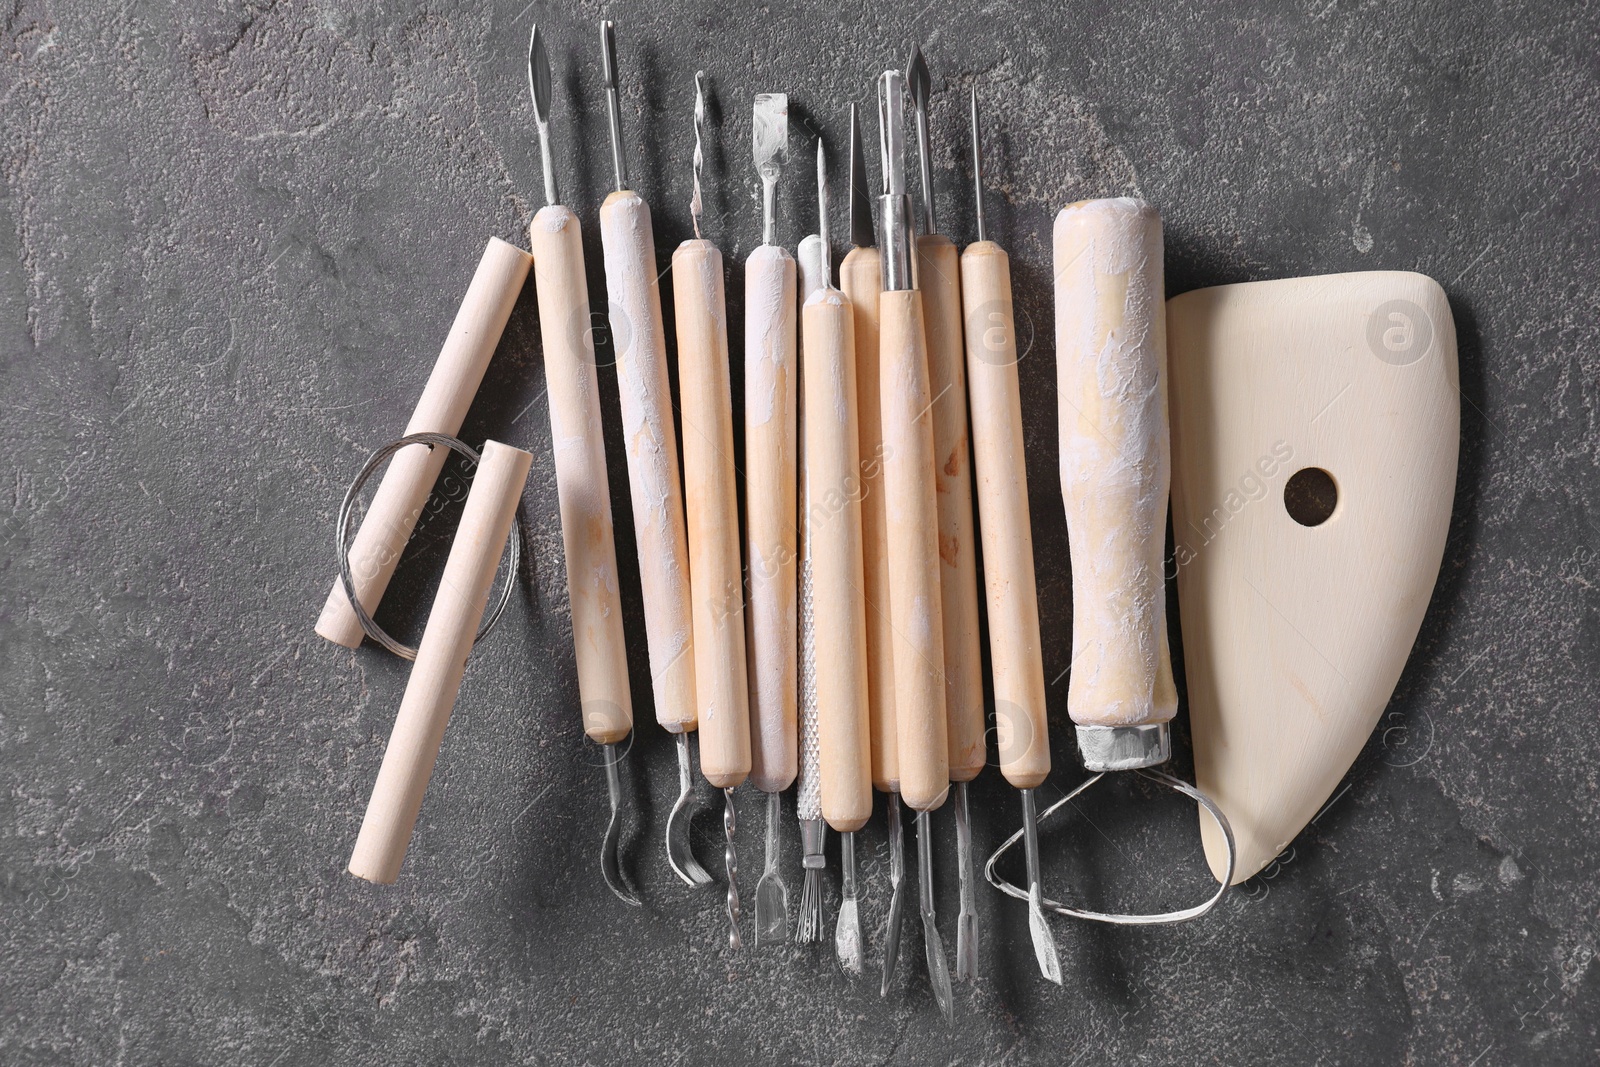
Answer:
877, 193, 916, 291
1075, 722, 1171, 771
800, 819, 826, 869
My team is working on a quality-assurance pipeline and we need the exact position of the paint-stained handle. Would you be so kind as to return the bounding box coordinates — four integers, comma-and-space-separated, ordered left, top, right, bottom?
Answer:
743, 244, 799, 793
600, 190, 697, 734
878, 288, 949, 812
840, 247, 896, 793
1053, 198, 1177, 731
804, 289, 873, 832
961, 239, 1049, 790
348, 441, 534, 884
316, 238, 532, 648
673, 238, 750, 790
529, 205, 632, 745
917, 234, 984, 783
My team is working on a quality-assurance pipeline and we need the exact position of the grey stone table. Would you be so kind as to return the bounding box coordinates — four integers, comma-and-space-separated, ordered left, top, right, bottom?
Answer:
2, 2, 1596, 1064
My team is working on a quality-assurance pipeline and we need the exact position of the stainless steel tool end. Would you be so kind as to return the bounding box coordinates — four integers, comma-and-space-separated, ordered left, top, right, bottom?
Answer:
666, 732, 713, 887
600, 742, 642, 908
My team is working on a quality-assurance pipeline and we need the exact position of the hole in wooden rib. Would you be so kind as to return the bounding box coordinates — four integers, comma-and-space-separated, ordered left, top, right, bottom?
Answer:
1284, 467, 1338, 526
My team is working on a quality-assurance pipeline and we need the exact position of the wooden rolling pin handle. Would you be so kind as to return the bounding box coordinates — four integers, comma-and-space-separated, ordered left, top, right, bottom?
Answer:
804, 289, 873, 832
316, 238, 533, 649
916, 233, 985, 784
599, 190, 698, 735
1053, 198, 1178, 766
961, 240, 1050, 791
744, 244, 799, 794
879, 288, 950, 812
673, 238, 751, 790
839, 246, 897, 794
348, 440, 534, 884
529, 205, 633, 745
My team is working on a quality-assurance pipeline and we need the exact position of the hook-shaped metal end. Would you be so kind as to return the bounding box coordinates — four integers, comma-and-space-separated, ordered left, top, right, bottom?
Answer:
600, 743, 642, 907
599, 20, 619, 88
666, 732, 712, 887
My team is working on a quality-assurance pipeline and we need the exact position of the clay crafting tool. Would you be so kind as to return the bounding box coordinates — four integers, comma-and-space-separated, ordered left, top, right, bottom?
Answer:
907, 45, 984, 982
747, 90, 798, 947
960, 89, 1060, 984
348, 441, 533, 883
988, 198, 1233, 925
800, 134, 874, 975
795, 138, 830, 946
596, 21, 703, 892
314, 237, 532, 645
524, 25, 640, 907
1167, 272, 1458, 884
875, 69, 953, 1020
837, 104, 907, 984
673, 72, 751, 944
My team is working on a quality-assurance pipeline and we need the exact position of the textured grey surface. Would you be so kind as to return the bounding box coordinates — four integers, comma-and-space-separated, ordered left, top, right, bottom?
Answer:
2, 1, 1597, 1063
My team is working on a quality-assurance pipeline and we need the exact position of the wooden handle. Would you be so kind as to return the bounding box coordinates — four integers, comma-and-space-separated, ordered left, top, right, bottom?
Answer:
599, 191, 697, 734
878, 288, 949, 812
316, 237, 532, 648
743, 244, 798, 793
673, 239, 750, 789
917, 234, 985, 783
840, 247, 897, 792
804, 289, 873, 832
961, 240, 1049, 790
348, 440, 533, 883
528, 205, 632, 744
1053, 198, 1177, 730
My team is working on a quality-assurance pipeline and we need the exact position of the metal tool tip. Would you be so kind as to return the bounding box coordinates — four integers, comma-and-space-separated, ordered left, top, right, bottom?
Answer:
907, 45, 930, 108
600, 20, 619, 88
527, 25, 552, 123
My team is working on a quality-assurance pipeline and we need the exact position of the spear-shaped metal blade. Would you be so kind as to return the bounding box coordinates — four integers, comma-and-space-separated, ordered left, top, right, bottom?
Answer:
526, 24, 559, 207
906, 44, 930, 112
906, 44, 936, 234
849, 103, 874, 248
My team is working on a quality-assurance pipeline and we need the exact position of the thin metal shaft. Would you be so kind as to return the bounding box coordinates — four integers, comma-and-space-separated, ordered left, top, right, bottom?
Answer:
836, 830, 862, 974
816, 139, 831, 282
724, 787, 741, 950
917, 810, 955, 1022
907, 45, 937, 235
691, 71, 707, 239
600, 20, 627, 191
880, 794, 907, 996
601, 743, 641, 907
969, 88, 985, 243
1021, 788, 1063, 983
875, 71, 914, 292
527, 24, 560, 207
954, 781, 978, 980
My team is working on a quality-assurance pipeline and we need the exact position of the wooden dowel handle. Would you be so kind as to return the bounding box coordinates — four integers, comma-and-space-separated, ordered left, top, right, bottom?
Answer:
840, 247, 897, 793
348, 440, 534, 883
878, 288, 949, 812
673, 239, 751, 789
917, 234, 985, 783
961, 240, 1050, 790
1053, 199, 1177, 732
804, 289, 873, 832
316, 237, 532, 648
529, 205, 632, 744
599, 191, 697, 734
744, 244, 799, 793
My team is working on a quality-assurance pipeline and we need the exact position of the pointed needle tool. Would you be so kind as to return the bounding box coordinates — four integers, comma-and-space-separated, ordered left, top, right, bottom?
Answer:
962, 86, 1061, 979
